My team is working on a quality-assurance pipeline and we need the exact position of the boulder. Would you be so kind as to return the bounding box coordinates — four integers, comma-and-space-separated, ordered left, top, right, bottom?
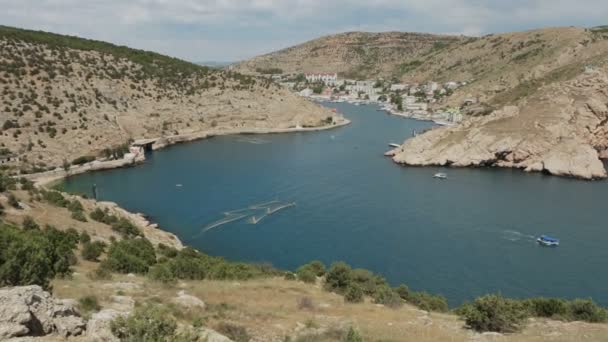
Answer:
197, 327, 234, 342
86, 309, 128, 342
172, 291, 206, 310
0, 286, 85, 339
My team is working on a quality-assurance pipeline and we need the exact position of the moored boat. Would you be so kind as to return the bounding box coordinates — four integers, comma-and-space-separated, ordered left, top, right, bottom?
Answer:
537, 235, 559, 247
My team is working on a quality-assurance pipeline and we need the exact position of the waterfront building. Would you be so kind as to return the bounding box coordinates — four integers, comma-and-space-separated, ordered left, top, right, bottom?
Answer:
305, 73, 338, 85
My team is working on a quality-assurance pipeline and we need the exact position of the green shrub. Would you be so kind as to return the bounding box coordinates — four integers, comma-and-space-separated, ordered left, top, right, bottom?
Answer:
567, 299, 607, 322
351, 268, 386, 296
157, 243, 178, 258
343, 327, 363, 342
67, 199, 84, 212
7, 193, 19, 208
41, 190, 68, 207
344, 284, 364, 303
111, 217, 141, 238
300, 260, 326, 276
0, 224, 77, 288
373, 286, 403, 308
79, 231, 91, 244
87, 265, 113, 280
71, 155, 95, 165
81, 241, 106, 261
296, 267, 317, 284
102, 238, 156, 274
523, 297, 568, 318
460, 294, 529, 333
71, 210, 87, 222
78, 295, 101, 313
148, 262, 177, 284
324, 261, 353, 294
216, 322, 251, 342
22, 216, 39, 230
406, 291, 449, 312
111, 304, 177, 341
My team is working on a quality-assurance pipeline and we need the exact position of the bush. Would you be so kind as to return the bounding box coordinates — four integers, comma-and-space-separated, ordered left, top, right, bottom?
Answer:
157, 243, 178, 258
71, 155, 95, 165
22, 216, 39, 230
111, 304, 177, 341
296, 267, 317, 284
81, 241, 106, 261
523, 297, 568, 318
300, 260, 326, 276
78, 295, 101, 313
373, 286, 403, 308
79, 231, 91, 244
215, 322, 251, 342
0, 224, 77, 288
67, 199, 84, 212
71, 210, 87, 222
7, 193, 19, 208
406, 291, 449, 312
148, 262, 177, 284
567, 299, 607, 322
460, 294, 529, 333
344, 284, 364, 303
284, 272, 296, 281
41, 190, 68, 207
343, 327, 363, 342
351, 268, 386, 296
102, 238, 156, 274
111, 217, 141, 238
324, 261, 353, 294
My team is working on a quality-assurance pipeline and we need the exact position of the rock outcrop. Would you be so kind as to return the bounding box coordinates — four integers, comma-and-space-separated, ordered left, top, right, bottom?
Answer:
389, 68, 608, 179
0, 286, 85, 339
86, 309, 128, 342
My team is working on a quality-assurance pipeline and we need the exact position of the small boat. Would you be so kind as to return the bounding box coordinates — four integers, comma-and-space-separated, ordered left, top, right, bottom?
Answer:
388, 143, 401, 148
537, 235, 559, 247
433, 173, 448, 179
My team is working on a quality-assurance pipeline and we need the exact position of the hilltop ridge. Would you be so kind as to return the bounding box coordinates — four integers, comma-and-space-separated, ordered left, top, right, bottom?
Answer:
0, 26, 341, 173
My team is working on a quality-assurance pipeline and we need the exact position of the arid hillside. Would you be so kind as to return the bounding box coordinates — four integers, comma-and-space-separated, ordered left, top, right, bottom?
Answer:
0, 26, 338, 173
233, 31, 467, 79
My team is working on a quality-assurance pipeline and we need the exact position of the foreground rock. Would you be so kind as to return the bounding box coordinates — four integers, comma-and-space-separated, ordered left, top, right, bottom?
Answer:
389, 68, 608, 180
0, 286, 85, 339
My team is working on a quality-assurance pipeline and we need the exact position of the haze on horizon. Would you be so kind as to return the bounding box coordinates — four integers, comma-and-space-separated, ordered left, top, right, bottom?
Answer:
1, 0, 607, 63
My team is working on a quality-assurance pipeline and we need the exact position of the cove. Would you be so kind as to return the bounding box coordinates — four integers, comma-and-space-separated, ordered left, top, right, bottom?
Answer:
58, 102, 608, 306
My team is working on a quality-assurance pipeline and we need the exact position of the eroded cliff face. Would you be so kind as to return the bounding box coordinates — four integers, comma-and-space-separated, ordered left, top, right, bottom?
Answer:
388, 68, 608, 179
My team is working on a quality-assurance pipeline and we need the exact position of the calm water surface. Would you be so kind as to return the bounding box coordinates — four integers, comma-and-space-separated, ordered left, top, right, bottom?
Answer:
59, 102, 608, 306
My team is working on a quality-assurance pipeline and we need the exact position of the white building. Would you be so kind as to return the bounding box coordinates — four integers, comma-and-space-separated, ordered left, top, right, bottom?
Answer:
305, 73, 338, 85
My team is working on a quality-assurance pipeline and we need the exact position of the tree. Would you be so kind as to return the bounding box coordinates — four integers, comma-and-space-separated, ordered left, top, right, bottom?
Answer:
460, 294, 528, 333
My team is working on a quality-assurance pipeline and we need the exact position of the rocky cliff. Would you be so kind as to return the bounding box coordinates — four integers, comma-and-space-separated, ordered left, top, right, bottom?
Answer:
387, 66, 608, 179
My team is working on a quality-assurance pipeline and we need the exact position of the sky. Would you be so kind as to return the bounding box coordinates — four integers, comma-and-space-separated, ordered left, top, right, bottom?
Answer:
1, 0, 608, 62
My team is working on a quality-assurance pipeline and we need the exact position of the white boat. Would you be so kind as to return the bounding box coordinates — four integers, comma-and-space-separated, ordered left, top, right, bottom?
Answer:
433, 173, 448, 179
388, 143, 401, 148
537, 235, 559, 247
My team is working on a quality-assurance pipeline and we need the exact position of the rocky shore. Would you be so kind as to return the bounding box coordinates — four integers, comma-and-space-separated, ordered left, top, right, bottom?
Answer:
387, 68, 608, 180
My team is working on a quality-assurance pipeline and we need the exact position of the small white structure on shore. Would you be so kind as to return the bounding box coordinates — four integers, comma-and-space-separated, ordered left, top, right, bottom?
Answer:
305, 73, 338, 85
299, 88, 313, 97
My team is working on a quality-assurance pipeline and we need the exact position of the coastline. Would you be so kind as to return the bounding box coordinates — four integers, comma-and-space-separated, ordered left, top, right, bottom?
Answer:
24, 118, 351, 188
20, 117, 350, 250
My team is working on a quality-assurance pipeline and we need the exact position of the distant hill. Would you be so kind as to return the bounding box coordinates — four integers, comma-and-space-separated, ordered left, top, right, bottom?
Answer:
233, 31, 468, 80
0, 26, 333, 173
196, 61, 234, 68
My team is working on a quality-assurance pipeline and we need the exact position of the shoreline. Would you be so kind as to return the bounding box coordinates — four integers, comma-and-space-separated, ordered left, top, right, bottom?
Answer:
21, 118, 350, 249
24, 118, 351, 187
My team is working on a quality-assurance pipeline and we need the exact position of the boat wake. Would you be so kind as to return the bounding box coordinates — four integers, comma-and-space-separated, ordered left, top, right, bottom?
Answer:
198, 199, 296, 234
236, 137, 270, 145
501, 230, 536, 242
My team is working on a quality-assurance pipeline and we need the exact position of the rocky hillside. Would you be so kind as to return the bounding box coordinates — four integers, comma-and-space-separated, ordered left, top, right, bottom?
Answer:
233, 31, 467, 79
385, 27, 608, 179
0, 26, 338, 173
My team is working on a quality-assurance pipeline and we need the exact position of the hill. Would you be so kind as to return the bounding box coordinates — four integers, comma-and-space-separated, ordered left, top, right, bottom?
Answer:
0, 26, 340, 173
236, 26, 608, 178
233, 31, 468, 79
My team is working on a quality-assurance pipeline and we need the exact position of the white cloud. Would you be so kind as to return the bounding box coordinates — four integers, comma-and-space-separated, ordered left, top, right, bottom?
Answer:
0, 0, 607, 61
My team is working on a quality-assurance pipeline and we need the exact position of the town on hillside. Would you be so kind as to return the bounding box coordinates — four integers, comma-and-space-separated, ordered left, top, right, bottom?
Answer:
269, 72, 473, 126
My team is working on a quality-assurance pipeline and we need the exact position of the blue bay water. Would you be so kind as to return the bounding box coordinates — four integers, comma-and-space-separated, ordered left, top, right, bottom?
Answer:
58, 102, 608, 306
